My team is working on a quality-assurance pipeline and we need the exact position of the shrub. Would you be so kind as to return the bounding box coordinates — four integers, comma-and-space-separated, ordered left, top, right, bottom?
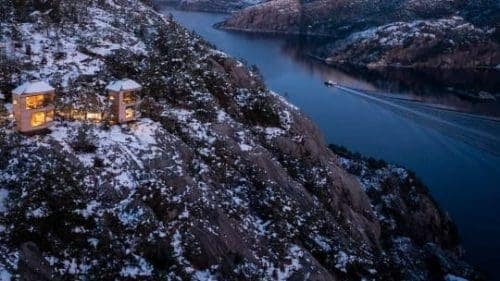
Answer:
71, 124, 97, 153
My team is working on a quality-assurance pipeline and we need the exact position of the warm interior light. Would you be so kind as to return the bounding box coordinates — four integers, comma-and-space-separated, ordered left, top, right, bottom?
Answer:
71, 110, 86, 121
125, 107, 135, 120
86, 112, 102, 122
31, 111, 46, 127
26, 95, 46, 110
123, 92, 137, 104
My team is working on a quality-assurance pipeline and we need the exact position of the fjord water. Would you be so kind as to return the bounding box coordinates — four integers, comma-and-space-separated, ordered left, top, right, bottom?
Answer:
162, 7, 500, 277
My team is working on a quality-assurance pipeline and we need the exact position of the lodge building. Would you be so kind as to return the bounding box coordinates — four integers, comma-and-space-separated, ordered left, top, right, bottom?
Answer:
106, 79, 142, 124
12, 81, 55, 133
11, 79, 142, 133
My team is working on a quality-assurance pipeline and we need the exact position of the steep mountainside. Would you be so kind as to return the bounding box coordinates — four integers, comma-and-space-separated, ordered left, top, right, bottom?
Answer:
218, 0, 500, 68
0, 0, 480, 280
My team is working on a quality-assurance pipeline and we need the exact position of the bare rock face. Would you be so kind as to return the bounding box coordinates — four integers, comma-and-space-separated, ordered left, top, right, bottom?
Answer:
18, 242, 53, 281
331, 144, 480, 279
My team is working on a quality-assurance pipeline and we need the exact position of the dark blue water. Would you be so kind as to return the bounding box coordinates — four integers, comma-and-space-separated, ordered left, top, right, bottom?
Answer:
161, 7, 500, 278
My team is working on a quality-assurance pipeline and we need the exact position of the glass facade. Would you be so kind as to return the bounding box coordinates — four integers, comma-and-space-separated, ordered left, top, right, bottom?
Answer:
86, 112, 102, 122
123, 92, 137, 104
31, 111, 46, 127
125, 107, 135, 120
26, 94, 52, 109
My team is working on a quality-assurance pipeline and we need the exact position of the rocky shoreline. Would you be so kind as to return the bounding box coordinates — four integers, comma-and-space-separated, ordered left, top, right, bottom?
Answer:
214, 22, 336, 38
328, 143, 481, 280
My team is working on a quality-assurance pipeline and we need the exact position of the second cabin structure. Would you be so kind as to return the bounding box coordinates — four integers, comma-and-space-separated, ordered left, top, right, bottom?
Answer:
12, 81, 55, 133
11, 79, 143, 134
106, 79, 142, 124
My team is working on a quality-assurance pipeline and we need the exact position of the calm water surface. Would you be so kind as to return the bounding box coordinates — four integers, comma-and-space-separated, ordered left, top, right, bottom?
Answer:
161, 7, 500, 278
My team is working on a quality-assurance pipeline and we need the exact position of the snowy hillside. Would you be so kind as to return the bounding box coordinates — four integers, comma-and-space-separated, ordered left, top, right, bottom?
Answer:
0, 0, 481, 280
324, 17, 500, 68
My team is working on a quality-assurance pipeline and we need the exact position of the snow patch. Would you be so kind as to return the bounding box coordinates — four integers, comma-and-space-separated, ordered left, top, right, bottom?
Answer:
119, 255, 153, 278
312, 235, 332, 252
0, 189, 8, 213
12, 81, 54, 95
445, 274, 469, 281
335, 251, 349, 273
0, 270, 11, 281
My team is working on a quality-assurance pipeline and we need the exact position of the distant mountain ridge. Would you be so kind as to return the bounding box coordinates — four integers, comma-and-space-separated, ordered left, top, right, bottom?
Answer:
217, 0, 500, 68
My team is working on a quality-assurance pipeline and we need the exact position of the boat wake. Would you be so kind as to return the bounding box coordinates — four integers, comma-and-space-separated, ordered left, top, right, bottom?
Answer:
335, 85, 500, 156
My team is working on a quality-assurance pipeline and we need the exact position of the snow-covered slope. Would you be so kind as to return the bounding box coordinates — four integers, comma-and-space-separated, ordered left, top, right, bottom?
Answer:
0, 0, 481, 280
324, 17, 499, 68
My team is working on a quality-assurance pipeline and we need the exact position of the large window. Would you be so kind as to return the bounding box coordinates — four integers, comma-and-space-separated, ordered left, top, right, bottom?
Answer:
26, 94, 52, 109
71, 110, 86, 121
86, 112, 102, 122
123, 92, 137, 104
31, 112, 46, 127
125, 107, 135, 120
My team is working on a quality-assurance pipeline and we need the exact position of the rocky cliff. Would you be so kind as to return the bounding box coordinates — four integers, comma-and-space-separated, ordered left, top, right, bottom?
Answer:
218, 0, 500, 68
0, 0, 480, 280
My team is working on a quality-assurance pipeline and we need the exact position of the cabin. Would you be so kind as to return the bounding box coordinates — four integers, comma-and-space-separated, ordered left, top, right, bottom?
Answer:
10, 79, 142, 133
12, 81, 55, 133
106, 79, 142, 124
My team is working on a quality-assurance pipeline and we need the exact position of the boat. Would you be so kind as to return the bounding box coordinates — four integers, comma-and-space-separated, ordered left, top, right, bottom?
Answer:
324, 80, 337, 87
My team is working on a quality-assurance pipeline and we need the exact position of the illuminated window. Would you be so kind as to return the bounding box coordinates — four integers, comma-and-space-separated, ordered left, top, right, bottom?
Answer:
86, 112, 102, 122
71, 110, 86, 121
109, 95, 115, 101
26, 95, 46, 109
31, 112, 46, 127
123, 92, 137, 104
125, 107, 135, 120
13, 99, 18, 105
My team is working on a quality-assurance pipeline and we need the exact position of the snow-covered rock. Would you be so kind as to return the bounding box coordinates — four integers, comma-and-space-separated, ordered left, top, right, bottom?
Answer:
324, 17, 499, 68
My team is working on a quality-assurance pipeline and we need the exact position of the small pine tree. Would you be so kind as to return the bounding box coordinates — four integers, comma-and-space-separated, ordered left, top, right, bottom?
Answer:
71, 124, 97, 153
25, 43, 31, 57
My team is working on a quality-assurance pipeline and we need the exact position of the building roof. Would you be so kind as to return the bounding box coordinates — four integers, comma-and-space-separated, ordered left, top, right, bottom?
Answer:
106, 79, 142, 92
12, 81, 55, 96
